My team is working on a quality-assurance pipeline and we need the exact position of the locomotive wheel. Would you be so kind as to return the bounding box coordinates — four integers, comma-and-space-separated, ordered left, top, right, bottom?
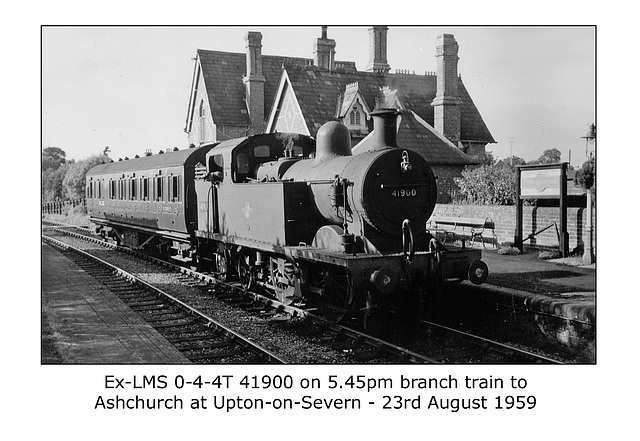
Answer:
315, 266, 353, 323
236, 254, 254, 290
215, 250, 231, 282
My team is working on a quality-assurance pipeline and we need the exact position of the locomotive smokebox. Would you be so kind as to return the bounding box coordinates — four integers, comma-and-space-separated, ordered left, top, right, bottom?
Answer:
370, 108, 400, 149
314, 121, 352, 164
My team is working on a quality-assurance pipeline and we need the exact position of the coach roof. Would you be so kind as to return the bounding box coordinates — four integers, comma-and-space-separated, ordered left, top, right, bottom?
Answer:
86, 145, 214, 177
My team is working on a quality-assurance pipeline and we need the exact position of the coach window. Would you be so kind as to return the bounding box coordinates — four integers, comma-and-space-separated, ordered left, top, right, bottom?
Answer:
156, 176, 164, 201
142, 178, 150, 201
109, 180, 116, 200
130, 178, 137, 200
170, 176, 180, 202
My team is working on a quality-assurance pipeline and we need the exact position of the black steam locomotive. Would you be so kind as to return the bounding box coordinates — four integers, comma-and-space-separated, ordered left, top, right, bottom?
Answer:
86, 109, 488, 321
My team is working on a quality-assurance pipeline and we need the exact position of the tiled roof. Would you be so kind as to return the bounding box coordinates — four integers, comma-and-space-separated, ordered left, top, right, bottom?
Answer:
197, 49, 309, 127
195, 50, 494, 144
285, 67, 495, 143
352, 110, 478, 165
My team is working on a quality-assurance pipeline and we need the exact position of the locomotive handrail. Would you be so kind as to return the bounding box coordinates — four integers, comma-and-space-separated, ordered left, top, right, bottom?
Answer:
402, 219, 415, 264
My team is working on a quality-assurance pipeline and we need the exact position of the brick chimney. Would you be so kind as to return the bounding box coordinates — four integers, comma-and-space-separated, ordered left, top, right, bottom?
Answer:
313, 26, 336, 71
431, 33, 461, 146
243, 31, 266, 134
366, 26, 391, 73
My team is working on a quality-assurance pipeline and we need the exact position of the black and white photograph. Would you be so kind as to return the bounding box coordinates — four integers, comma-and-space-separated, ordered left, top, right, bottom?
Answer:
40, 25, 596, 366
5, 7, 636, 438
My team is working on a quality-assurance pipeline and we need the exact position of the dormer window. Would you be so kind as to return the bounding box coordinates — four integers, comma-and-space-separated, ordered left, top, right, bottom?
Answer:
350, 105, 361, 126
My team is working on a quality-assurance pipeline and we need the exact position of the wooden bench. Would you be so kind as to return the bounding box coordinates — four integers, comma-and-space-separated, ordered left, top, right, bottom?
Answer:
426, 216, 497, 248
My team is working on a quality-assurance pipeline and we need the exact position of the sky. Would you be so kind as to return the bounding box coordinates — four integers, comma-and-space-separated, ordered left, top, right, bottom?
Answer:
42, 25, 595, 167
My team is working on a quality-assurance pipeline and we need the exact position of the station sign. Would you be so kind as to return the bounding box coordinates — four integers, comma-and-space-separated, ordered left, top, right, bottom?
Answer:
519, 168, 562, 197
515, 163, 569, 257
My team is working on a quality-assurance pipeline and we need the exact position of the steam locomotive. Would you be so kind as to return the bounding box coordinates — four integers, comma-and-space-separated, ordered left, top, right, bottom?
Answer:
86, 109, 488, 322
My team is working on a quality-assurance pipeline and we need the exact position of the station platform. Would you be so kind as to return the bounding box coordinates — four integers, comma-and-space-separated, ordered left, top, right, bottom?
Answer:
41, 242, 190, 364
477, 248, 595, 324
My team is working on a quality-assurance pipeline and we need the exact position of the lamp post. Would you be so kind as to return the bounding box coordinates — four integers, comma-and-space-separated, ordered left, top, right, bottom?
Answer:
581, 124, 595, 265
582, 124, 596, 159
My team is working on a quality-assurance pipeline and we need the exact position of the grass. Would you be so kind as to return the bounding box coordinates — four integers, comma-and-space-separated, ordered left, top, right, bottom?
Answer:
41, 309, 64, 364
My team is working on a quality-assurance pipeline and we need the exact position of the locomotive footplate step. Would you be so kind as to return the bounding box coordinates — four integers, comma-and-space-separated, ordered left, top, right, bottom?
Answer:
41, 242, 190, 364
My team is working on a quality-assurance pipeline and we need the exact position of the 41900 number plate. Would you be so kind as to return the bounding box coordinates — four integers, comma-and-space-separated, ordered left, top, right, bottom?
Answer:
389, 188, 418, 198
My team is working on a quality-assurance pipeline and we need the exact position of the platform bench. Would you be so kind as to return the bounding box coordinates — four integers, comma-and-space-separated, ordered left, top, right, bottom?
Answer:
426, 216, 497, 248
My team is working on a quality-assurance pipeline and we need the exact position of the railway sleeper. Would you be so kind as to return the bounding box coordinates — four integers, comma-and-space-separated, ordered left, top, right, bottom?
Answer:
166, 332, 225, 344
152, 319, 201, 329
177, 339, 236, 352
186, 349, 245, 361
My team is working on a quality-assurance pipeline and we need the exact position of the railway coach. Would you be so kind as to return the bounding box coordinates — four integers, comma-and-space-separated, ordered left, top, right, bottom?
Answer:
86, 145, 215, 260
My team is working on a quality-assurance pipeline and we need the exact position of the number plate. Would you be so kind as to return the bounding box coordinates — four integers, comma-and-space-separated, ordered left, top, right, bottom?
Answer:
389, 188, 418, 198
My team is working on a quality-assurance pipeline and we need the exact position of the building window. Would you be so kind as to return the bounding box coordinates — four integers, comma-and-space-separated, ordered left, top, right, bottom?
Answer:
350, 105, 361, 126
199, 100, 206, 144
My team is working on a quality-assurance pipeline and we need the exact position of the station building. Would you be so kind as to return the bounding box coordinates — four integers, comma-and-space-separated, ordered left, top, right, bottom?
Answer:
184, 27, 495, 202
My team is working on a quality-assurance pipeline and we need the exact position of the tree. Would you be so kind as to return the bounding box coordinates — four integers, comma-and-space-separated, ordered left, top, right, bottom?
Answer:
42, 147, 66, 171
496, 156, 526, 170
453, 164, 517, 205
481, 151, 496, 166
42, 163, 68, 202
529, 148, 562, 165
574, 158, 595, 193
63, 153, 110, 199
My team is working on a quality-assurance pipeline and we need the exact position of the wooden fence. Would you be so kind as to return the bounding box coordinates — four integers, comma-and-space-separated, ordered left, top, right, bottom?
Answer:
42, 198, 86, 215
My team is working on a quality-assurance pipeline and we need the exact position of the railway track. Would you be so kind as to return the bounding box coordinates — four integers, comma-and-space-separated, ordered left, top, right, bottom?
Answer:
42, 235, 286, 364
42, 221, 564, 364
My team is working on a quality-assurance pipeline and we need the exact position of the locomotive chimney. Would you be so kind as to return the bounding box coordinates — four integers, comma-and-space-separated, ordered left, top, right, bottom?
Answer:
370, 108, 399, 148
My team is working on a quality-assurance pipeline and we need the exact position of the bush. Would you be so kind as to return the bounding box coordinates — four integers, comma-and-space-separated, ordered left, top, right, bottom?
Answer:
453, 164, 517, 205
498, 245, 521, 255
538, 250, 561, 260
